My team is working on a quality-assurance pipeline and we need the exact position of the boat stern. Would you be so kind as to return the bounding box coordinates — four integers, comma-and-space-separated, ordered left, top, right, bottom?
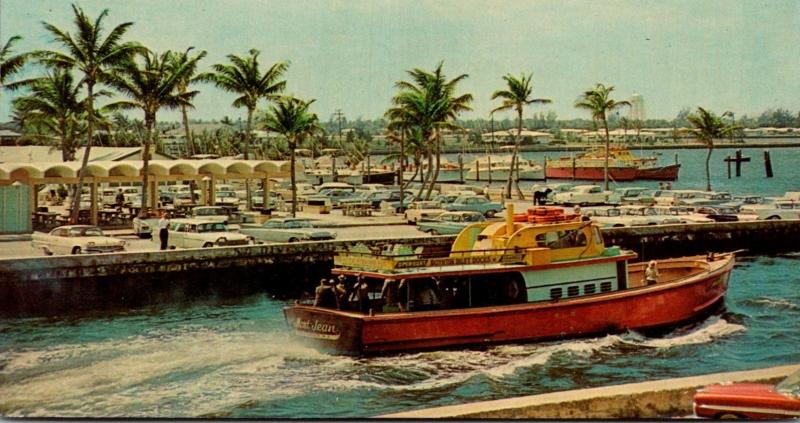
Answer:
283, 305, 364, 354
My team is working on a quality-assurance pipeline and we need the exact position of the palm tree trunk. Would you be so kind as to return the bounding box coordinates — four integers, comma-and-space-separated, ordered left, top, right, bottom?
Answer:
181, 104, 194, 157
399, 130, 405, 213
70, 82, 94, 224
140, 115, 154, 217
244, 108, 253, 210
425, 131, 441, 200
290, 138, 297, 217
506, 107, 523, 199
417, 150, 432, 198
705, 141, 713, 191
603, 116, 610, 190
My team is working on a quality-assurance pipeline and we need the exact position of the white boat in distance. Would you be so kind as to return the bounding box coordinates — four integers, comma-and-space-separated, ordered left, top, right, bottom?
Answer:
465, 155, 545, 181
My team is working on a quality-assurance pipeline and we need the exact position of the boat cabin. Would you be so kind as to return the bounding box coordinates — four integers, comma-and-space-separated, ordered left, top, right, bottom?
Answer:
325, 205, 635, 314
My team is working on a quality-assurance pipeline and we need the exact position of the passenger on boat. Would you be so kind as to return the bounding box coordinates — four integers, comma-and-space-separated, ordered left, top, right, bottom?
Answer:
314, 278, 338, 308
354, 275, 371, 314
334, 275, 349, 310
414, 280, 440, 311
434, 278, 455, 309
380, 278, 403, 313
645, 260, 660, 285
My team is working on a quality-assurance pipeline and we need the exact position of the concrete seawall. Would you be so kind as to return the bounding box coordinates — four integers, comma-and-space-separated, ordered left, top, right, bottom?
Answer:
380, 364, 800, 419
1, 220, 799, 316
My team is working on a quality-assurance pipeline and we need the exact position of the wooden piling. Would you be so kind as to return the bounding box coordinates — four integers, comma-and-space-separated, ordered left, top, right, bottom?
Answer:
764, 150, 773, 178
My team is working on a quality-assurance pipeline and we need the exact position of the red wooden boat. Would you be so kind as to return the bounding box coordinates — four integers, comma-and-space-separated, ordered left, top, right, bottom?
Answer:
636, 163, 681, 180
284, 205, 735, 355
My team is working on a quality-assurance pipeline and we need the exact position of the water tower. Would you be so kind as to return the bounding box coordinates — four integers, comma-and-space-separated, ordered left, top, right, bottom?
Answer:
629, 92, 645, 121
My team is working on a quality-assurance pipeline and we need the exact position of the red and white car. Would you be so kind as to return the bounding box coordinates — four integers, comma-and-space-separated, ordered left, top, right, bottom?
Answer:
693, 368, 800, 419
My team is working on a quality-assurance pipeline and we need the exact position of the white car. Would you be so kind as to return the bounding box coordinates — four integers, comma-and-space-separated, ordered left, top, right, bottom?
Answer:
240, 218, 336, 243
32, 225, 126, 255
738, 200, 800, 220
214, 190, 240, 207
159, 219, 253, 249
132, 210, 162, 238
404, 201, 447, 224
618, 205, 684, 225
652, 205, 714, 223
553, 185, 608, 206
582, 206, 655, 227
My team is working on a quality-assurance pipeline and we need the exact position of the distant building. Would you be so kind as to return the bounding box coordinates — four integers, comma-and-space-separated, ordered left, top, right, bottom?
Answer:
629, 92, 645, 122
0, 130, 22, 146
0, 146, 174, 163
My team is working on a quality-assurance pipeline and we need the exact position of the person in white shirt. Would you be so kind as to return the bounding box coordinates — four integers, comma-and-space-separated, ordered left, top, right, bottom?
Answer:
158, 211, 169, 250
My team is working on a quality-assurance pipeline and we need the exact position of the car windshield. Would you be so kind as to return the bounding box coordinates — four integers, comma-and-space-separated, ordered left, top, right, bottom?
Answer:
607, 208, 621, 217
196, 208, 226, 216
284, 220, 313, 228
69, 227, 103, 237
776, 369, 800, 397
197, 223, 227, 232
217, 192, 235, 198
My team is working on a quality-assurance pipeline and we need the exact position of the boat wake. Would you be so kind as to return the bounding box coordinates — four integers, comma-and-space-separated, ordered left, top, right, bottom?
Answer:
741, 297, 800, 311
0, 316, 748, 418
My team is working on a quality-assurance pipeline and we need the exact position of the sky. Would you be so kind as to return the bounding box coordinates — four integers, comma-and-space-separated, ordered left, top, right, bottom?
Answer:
1, 0, 799, 124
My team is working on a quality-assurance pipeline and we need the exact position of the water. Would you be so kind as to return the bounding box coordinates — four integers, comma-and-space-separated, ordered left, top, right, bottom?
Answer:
1, 253, 799, 418
443, 146, 799, 197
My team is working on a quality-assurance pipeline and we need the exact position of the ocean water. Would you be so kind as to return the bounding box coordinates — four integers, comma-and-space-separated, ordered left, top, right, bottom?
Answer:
448, 145, 799, 197
0, 253, 798, 418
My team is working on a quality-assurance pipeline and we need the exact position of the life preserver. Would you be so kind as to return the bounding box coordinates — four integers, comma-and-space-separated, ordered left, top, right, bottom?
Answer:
513, 214, 528, 222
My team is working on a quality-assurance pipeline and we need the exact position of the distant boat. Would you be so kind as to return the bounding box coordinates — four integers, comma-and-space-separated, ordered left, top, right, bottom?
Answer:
546, 146, 679, 181
465, 155, 545, 181
403, 159, 465, 183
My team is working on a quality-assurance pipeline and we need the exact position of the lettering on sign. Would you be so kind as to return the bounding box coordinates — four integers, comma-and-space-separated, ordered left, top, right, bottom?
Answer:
292, 318, 342, 340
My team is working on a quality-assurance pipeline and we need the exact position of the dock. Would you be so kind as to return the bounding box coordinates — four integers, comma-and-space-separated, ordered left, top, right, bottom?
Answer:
1, 220, 799, 316
379, 363, 800, 419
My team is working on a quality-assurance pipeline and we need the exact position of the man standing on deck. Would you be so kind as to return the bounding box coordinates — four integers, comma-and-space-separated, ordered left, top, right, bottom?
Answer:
158, 211, 169, 250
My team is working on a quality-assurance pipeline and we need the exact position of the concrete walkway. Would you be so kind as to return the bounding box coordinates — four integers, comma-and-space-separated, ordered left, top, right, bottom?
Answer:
379, 364, 800, 419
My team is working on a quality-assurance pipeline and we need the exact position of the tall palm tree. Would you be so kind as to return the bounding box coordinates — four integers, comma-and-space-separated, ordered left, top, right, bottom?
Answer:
491, 72, 551, 199
392, 62, 472, 199
262, 96, 321, 217
687, 107, 737, 191
1, 35, 29, 88
106, 49, 200, 214
11, 69, 95, 161
165, 47, 206, 158
199, 49, 288, 209
575, 83, 631, 190
36, 4, 141, 222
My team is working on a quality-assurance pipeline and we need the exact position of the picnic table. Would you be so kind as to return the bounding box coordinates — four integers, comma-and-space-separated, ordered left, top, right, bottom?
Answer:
33, 211, 60, 229
342, 202, 373, 217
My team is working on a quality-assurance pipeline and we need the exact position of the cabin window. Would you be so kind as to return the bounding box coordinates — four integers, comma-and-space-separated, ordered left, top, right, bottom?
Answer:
550, 287, 563, 300
584, 284, 596, 295
600, 281, 613, 292
468, 273, 527, 307
538, 229, 589, 249
593, 227, 603, 244
567, 286, 580, 297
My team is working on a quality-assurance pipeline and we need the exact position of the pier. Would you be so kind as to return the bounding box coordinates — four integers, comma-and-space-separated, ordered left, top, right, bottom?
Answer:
1, 220, 799, 316
380, 364, 800, 419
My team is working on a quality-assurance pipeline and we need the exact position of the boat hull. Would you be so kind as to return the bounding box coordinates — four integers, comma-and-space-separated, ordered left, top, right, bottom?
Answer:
465, 168, 545, 181
545, 166, 638, 181
636, 163, 681, 180
284, 255, 734, 355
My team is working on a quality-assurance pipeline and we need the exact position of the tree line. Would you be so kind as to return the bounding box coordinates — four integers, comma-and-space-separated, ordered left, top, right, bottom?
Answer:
0, 4, 752, 222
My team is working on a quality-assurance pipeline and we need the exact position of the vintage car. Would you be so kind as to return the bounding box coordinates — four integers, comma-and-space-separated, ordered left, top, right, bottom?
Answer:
173, 192, 200, 207
339, 190, 394, 209
606, 187, 656, 206
738, 200, 800, 221
693, 368, 800, 419
32, 225, 126, 255
618, 205, 684, 225
404, 201, 446, 224
132, 210, 162, 238
214, 190, 240, 207
307, 188, 360, 208
444, 195, 504, 217
188, 206, 242, 228
696, 205, 740, 222
552, 185, 608, 206
252, 190, 284, 210
416, 211, 485, 235
159, 218, 253, 249
239, 218, 336, 243
652, 205, 715, 223
380, 194, 418, 214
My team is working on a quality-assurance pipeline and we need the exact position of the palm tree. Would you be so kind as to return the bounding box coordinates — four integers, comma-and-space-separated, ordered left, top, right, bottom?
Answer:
106, 49, 200, 214
199, 49, 288, 209
1, 35, 29, 88
687, 107, 737, 191
491, 72, 551, 199
11, 69, 93, 161
36, 4, 141, 222
262, 96, 322, 217
165, 47, 206, 158
392, 62, 472, 199
575, 83, 631, 190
